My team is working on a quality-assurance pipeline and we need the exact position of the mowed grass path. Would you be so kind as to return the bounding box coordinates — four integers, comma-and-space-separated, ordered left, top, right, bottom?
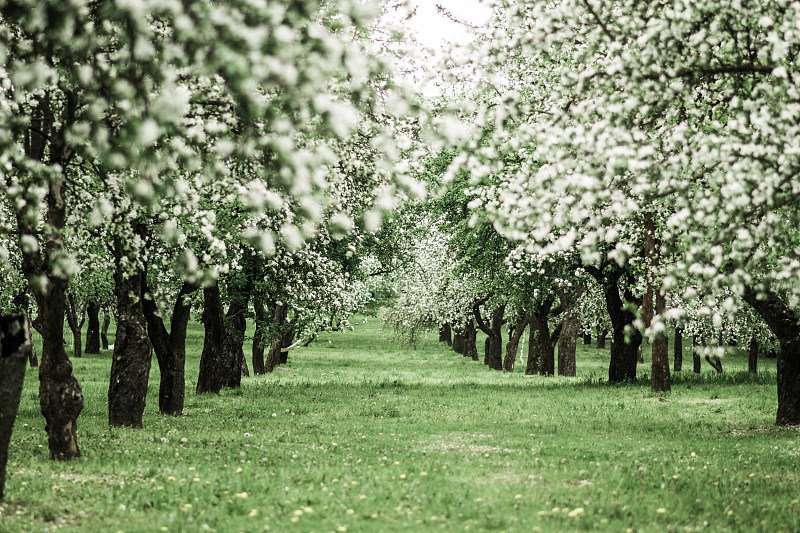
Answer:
2, 317, 798, 532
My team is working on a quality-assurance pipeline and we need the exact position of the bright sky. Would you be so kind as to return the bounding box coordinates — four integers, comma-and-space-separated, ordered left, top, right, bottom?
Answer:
394, 0, 494, 95
405, 0, 493, 49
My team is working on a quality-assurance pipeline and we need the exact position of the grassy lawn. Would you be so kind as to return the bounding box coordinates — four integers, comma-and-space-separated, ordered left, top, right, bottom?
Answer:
1, 317, 798, 532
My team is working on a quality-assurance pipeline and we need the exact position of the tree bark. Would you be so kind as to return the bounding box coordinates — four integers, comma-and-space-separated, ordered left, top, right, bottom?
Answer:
705, 353, 723, 373
673, 326, 683, 372
651, 290, 671, 393
557, 312, 579, 377
12, 293, 37, 367
596, 328, 608, 350
65, 293, 85, 359
503, 314, 529, 372
741, 285, 800, 424
525, 314, 540, 375
278, 329, 294, 365
692, 336, 702, 373
14, 91, 83, 460
196, 280, 250, 391
748, 337, 758, 374
439, 323, 452, 346
487, 305, 506, 370
142, 279, 195, 415
452, 325, 465, 355
101, 312, 111, 349
252, 295, 267, 375
464, 319, 479, 360
0, 315, 32, 501
587, 265, 641, 383
583, 332, 591, 345
265, 302, 287, 373
85, 301, 101, 354
108, 234, 152, 428
197, 283, 231, 393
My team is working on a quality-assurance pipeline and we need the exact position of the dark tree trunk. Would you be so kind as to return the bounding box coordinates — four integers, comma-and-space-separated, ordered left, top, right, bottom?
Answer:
452, 326, 465, 355
705, 353, 724, 373
583, 332, 591, 345
252, 295, 267, 375
483, 337, 492, 366
651, 290, 671, 393
85, 301, 101, 354
12, 293, 37, 367
587, 266, 642, 383
197, 283, 233, 393
278, 330, 294, 365
15, 91, 83, 460
265, 302, 287, 373
0, 315, 32, 501
108, 235, 152, 428
692, 336, 702, 373
142, 280, 195, 415
596, 328, 608, 350
557, 313, 579, 377
741, 285, 800, 424
503, 314, 529, 372
464, 319, 479, 360
525, 314, 540, 375
748, 337, 758, 374
475, 304, 505, 371
65, 294, 85, 358
101, 312, 111, 349
673, 326, 683, 372
439, 323, 452, 346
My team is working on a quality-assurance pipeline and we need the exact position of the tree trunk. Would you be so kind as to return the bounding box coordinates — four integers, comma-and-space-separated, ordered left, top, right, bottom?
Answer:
279, 330, 294, 365
439, 323, 452, 346
85, 301, 101, 354
583, 332, 591, 345
12, 293, 38, 367
65, 294, 85, 359
596, 328, 608, 350
692, 336, 702, 373
557, 313, 579, 377
265, 302, 287, 373
0, 315, 32, 501
474, 302, 505, 371
15, 93, 83, 460
525, 314, 540, 375
252, 295, 267, 375
673, 326, 683, 372
651, 290, 671, 393
196, 283, 233, 393
452, 327, 465, 355
503, 314, 529, 372
591, 267, 641, 383
101, 312, 111, 349
108, 235, 152, 428
705, 354, 724, 373
464, 319, 478, 361
741, 286, 800, 424
748, 337, 758, 374
142, 280, 194, 416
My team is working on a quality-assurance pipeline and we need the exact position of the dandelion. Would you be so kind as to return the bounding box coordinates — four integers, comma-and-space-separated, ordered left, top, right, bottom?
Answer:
290, 517, 299, 524
515, 494, 522, 500
568, 508, 584, 517
656, 508, 667, 514
690, 452, 696, 457
168, 476, 176, 482
235, 492, 249, 499
294, 510, 303, 517
337, 527, 347, 533
399, 474, 406, 479
359, 495, 367, 500
192, 477, 200, 483
420, 471, 427, 477
249, 509, 258, 518
346, 508, 355, 515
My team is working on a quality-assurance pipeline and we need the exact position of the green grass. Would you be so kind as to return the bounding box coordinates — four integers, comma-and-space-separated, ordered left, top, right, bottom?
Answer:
2, 318, 798, 533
